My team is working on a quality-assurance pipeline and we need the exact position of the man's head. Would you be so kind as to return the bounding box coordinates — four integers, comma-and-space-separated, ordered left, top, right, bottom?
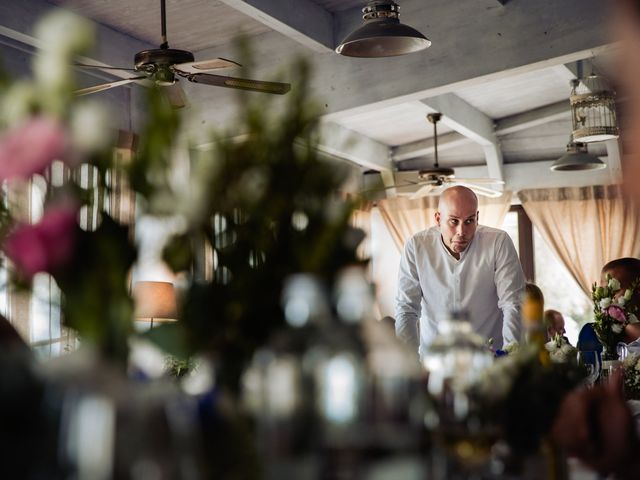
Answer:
435, 186, 479, 257
601, 257, 640, 309
544, 309, 566, 340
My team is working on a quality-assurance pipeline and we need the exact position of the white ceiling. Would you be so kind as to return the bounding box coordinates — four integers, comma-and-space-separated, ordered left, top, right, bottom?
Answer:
9, 0, 615, 192
332, 101, 455, 146
50, 0, 271, 51
453, 66, 573, 120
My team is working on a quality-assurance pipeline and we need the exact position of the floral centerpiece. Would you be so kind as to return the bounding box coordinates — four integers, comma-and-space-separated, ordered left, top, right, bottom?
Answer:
623, 352, 640, 399
591, 274, 640, 360
545, 334, 577, 363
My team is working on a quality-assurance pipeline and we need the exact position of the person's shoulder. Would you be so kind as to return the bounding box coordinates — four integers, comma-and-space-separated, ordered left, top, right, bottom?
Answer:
410, 226, 440, 242
475, 225, 510, 239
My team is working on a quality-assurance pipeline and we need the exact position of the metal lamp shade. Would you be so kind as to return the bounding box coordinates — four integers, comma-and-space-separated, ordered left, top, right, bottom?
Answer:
336, 1, 430, 57
550, 142, 606, 171
570, 76, 619, 143
336, 20, 430, 57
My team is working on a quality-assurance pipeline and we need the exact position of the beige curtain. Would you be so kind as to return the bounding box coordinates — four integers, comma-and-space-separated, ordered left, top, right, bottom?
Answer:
518, 185, 640, 296
351, 206, 372, 261
378, 192, 512, 252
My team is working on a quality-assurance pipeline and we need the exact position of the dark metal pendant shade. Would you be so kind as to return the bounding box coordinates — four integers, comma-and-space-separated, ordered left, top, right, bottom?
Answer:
336, 1, 430, 57
550, 141, 606, 171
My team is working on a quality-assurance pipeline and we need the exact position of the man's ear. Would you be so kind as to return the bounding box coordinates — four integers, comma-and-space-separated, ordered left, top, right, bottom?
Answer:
476, 211, 479, 223
435, 211, 441, 226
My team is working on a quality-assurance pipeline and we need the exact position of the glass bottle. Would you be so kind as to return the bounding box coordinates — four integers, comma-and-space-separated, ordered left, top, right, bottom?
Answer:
421, 310, 496, 477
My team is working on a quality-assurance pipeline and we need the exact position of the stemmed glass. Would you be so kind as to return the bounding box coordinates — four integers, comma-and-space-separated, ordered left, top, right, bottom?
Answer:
577, 350, 601, 387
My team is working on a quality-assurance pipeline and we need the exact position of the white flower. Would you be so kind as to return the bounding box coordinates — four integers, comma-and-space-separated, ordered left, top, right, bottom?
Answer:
2, 83, 38, 126
609, 277, 622, 291
33, 51, 72, 91
544, 340, 558, 353
70, 102, 114, 153
617, 297, 627, 307
629, 314, 639, 325
612, 323, 624, 334
625, 289, 634, 301
34, 10, 94, 58
600, 298, 612, 309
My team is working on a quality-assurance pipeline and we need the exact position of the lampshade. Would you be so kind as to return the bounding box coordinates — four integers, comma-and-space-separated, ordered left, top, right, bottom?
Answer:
336, 1, 430, 57
550, 141, 606, 171
570, 76, 619, 143
133, 281, 177, 323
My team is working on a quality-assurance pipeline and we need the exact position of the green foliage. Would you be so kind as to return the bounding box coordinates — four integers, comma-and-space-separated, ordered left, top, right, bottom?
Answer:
53, 216, 136, 364
160, 57, 364, 391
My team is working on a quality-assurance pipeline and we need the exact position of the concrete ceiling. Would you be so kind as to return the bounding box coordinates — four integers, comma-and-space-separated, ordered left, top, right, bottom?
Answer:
0, 0, 622, 194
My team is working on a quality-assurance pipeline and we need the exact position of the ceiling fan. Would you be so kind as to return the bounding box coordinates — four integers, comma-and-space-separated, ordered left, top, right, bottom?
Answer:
398, 113, 504, 199
73, 0, 291, 107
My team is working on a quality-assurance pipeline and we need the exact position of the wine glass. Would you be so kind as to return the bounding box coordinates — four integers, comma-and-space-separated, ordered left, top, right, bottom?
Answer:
577, 350, 601, 386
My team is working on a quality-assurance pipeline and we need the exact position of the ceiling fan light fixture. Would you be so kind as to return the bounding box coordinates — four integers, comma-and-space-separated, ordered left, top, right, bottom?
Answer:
336, 1, 430, 58
550, 141, 606, 171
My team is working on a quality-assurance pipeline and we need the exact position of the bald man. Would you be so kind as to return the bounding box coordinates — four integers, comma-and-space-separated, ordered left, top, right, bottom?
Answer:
395, 186, 525, 357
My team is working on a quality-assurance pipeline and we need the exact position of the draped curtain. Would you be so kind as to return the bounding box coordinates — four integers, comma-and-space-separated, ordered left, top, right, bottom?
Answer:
518, 185, 640, 296
377, 192, 513, 252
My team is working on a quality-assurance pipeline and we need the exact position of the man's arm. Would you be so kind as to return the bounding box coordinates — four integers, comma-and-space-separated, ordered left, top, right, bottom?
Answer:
395, 237, 422, 352
495, 232, 525, 345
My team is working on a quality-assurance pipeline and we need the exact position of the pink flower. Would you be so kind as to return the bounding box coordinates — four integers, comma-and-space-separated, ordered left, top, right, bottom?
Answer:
606, 304, 628, 324
4, 205, 78, 279
0, 117, 68, 182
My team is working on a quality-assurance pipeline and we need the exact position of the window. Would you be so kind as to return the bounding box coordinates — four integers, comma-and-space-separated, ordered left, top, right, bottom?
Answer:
500, 206, 590, 345
533, 227, 591, 345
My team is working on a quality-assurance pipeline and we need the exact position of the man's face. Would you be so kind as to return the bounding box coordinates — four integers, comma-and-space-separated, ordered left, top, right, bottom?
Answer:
435, 200, 479, 256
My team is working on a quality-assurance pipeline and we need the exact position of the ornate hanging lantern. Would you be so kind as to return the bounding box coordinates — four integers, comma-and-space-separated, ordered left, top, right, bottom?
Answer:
570, 75, 619, 143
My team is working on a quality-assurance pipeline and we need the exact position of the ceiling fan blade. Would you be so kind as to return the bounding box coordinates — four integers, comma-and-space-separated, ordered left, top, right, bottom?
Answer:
451, 177, 505, 185
454, 182, 503, 198
161, 82, 188, 109
173, 57, 240, 74
185, 73, 291, 95
409, 183, 443, 200
74, 75, 148, 96
74, 62, 137, 72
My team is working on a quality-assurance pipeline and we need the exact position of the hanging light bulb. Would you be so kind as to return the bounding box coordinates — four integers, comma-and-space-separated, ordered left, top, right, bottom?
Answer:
570, 76, 619, 143
336, 1, 430, 57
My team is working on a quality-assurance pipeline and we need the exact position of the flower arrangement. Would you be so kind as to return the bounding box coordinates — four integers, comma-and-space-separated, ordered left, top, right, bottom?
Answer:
545, 334, 577, 363
591, 274, 640, 360
623, 352, 640, 399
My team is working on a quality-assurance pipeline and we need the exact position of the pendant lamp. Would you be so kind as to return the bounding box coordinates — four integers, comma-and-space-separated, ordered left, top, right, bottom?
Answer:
336, 1, 430, 57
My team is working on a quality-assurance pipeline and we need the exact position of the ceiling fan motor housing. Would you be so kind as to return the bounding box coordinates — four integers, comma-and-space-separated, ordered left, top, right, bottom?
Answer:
134, 49, 195, 84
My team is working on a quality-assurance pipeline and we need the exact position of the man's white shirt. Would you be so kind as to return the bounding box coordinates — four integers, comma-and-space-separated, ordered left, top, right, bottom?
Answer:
395, 225, 525, 357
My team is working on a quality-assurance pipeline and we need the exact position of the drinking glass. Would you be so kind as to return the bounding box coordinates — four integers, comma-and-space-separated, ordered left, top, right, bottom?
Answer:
577, 350, 601, 386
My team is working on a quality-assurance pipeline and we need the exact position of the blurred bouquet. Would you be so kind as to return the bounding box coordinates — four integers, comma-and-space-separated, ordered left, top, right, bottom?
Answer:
0, 8, 373, 479
545, 334, 577, 363
467, 343, 583, 455
623, 352, 640, 399
592, 274, 640, 360
0, 10, 137, 362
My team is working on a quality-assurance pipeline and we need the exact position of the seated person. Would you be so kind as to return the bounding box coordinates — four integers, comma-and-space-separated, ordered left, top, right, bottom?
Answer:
577, 258, 640, 352
601, 257, 640, 344
544, 309, 567, 342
